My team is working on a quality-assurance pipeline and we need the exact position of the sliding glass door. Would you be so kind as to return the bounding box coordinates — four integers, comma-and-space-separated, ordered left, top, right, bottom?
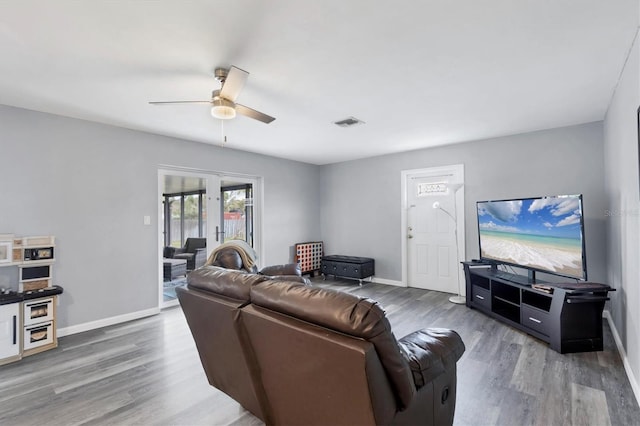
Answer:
158, 169, 261, 309
163, 190, 207, 248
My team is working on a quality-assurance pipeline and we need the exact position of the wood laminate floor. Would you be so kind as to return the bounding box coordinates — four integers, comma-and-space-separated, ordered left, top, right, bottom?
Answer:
1, 278, 638, 425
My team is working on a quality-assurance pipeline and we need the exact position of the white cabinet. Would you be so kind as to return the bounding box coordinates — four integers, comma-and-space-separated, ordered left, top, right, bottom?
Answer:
0, 303, 21, 364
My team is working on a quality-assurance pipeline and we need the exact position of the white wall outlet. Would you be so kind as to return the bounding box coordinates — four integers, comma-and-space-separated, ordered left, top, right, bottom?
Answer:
143, 215, 151, 225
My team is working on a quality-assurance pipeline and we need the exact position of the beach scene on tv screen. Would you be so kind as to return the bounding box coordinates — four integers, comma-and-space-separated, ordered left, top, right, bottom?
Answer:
478, 196, 584, 278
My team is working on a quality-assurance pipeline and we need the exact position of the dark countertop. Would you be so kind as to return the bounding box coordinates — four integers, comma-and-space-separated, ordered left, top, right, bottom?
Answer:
0, 285, 63, 305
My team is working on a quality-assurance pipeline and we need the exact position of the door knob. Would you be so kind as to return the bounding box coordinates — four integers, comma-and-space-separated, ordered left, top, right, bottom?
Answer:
216, 226, 225, 242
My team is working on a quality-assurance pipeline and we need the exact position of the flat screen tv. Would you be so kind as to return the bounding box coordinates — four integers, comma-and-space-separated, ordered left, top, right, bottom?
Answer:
477, 194, 587, 280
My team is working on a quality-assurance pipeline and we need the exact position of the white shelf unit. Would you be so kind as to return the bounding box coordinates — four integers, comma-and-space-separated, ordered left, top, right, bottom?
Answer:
11, 236, 56, 292
0, 235, 59, 364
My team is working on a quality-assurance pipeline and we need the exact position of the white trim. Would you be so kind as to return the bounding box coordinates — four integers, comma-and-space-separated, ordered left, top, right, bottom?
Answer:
370, 277, 406, 287
158, 170, 166, 308
254, 176, 265, 266
603, 310, 640, 407
157, 164, 258, 180
57, 307, 160, 337
400, 164, 465, 292
220, 175, 264, 267
162, 298, 179, 309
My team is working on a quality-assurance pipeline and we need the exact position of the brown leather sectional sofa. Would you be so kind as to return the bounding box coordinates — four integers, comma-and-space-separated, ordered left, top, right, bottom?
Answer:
176, 266, 465, 425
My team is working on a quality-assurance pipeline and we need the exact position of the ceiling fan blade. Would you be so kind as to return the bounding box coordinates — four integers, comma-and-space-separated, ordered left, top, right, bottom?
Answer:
219, 66, 249, 102
149, 100, 213, 105
236, 104, 276, 124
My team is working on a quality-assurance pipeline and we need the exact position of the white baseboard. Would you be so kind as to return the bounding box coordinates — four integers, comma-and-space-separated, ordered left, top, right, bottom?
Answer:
370, 277, 405, 287
57, 307, 161, 337
603, 310, 640, 407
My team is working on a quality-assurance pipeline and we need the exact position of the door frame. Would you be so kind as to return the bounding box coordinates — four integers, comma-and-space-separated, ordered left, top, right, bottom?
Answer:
219, 174, 262, 250
400, 164, 465, 291
157, 166, 263, 309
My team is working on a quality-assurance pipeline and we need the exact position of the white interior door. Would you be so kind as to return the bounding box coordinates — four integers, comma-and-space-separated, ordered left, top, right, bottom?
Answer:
403, 166, 464, 294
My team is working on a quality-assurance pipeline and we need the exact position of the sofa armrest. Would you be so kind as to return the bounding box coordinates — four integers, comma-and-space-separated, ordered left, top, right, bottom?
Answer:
398, 328, 465, 389
194, 248, 207, 269
163, 246, 177, 258
259, 263, 302, 277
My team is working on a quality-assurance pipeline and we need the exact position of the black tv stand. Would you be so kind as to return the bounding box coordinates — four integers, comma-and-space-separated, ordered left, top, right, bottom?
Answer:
487, 264, 538, 284
462, 261, 614, 353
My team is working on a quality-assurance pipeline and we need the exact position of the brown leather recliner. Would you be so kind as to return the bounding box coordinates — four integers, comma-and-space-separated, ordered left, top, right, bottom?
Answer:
176, 267, 270, 419
176, 266, 308, 421
209, 244, 310, 284
177, 267, 465, 425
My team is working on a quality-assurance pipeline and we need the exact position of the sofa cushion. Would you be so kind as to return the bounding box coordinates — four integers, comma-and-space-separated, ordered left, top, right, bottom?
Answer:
187, 266, 269, 301
259, 263, 302, 277
249, 280, 416, 410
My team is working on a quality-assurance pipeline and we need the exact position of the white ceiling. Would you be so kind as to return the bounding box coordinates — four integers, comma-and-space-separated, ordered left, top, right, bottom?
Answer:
0, 1, 636, 165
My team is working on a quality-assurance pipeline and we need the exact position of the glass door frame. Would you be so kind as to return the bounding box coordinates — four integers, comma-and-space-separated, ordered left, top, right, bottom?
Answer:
163, 189, 207, 248
157, 167, 262, 309
218, 174, 261, 255
220, 183, 254, 246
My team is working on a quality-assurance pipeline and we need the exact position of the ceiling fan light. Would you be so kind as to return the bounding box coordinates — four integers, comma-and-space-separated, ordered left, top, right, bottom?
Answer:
211, 98, 236, 119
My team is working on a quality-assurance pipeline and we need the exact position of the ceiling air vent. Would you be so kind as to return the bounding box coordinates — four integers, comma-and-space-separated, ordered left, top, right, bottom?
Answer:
334, 116, 365, 127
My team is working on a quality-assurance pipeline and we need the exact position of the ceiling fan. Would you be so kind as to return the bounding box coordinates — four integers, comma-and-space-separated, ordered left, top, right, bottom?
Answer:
149, 66, 275, 124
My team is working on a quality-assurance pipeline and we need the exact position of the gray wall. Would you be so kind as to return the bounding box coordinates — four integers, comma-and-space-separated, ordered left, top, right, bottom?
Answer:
603, 29, 640, 394
0, 99, 626, 384
319, 122, 607, 284
0, 105, 320, 329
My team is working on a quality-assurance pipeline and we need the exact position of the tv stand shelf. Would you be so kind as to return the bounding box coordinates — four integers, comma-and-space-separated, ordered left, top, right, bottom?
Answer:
462, 261, 614, 353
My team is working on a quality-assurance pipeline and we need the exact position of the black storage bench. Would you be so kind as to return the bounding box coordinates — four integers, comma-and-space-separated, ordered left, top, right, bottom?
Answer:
321, 255, 375, 284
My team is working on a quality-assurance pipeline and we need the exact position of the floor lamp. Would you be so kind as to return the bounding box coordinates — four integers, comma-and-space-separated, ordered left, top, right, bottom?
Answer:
432, 183, 465, 304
